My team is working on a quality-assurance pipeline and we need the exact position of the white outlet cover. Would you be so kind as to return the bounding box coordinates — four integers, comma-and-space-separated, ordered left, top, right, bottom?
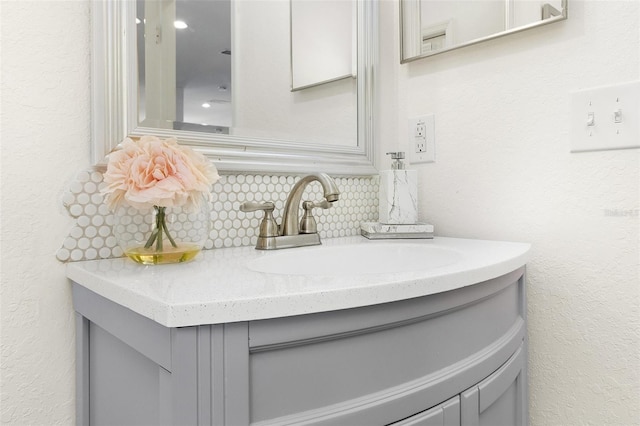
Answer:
408, 114, 435, 163
570, 81, 640, 153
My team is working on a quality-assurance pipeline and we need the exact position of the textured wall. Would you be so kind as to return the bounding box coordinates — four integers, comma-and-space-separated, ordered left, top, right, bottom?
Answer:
378, 1, 639, 425
1, 1, 90, 424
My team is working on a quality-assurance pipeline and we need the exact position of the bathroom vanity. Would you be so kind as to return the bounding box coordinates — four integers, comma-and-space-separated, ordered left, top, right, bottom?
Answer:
68, 236, 530, 426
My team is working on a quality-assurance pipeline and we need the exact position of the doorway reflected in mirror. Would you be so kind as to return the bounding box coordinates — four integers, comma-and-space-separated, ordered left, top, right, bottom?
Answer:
137, 0, 231, 134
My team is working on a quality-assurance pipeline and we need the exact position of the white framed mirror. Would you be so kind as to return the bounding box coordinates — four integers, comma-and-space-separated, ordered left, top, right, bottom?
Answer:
400, 0, 567, 62
91, 0, 378, 175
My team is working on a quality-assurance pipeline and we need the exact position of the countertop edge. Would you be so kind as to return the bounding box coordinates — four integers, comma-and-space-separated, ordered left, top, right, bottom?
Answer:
67, 237, 531, 328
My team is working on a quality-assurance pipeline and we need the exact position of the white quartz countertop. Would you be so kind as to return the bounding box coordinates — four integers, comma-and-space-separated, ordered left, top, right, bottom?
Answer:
67, 236, 531, 327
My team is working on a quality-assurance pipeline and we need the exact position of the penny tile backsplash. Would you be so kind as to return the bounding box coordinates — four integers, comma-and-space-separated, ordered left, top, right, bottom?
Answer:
58, 169, 379, 262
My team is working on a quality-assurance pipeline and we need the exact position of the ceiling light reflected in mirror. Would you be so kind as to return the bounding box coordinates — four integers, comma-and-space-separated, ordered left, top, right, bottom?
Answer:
173, 20, 188, 29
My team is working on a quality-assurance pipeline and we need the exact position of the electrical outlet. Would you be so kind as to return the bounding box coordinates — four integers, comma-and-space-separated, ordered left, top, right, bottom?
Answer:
415, 121, 426, 152
408, 114, 435, 163
570, 81, 640, 152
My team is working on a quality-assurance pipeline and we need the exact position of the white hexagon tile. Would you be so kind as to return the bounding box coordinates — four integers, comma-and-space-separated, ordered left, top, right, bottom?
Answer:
57, 169, 379, 262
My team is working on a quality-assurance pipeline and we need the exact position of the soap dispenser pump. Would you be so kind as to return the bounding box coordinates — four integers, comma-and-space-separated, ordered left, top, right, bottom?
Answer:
379, 152, 418, 225
388, 151, 406, 170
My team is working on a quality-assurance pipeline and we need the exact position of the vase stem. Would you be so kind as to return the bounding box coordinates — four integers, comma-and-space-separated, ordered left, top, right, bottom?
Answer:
144, 227, 159, 249
157, 211, 164, 252
156, 207, 164, 251
161, 216, 178, 248
142, 206, 178, 250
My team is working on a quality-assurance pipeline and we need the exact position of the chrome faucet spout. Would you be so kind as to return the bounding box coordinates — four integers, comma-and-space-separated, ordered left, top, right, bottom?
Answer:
281, 173, 340, 236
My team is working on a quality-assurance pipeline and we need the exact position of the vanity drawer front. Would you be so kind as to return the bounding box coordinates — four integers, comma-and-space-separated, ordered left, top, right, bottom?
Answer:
248, 269, 525, 425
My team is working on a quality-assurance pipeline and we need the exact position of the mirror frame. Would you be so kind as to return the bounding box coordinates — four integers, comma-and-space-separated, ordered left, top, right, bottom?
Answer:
91, 0, 378, 175
400, 0, 567, 63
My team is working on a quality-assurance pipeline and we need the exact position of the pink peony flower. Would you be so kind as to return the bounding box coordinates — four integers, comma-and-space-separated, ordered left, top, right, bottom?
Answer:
102, 136, 220, 211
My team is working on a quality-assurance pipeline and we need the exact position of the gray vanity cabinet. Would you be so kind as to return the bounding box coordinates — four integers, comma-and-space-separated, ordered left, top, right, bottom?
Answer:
72, 267, 527, 426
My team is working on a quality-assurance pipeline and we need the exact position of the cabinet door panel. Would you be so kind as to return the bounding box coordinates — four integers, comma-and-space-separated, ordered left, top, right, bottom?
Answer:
89, 323, 170, 425
478, 344, 523, 411
461, 343, 526, 426
478, 380, 518, 426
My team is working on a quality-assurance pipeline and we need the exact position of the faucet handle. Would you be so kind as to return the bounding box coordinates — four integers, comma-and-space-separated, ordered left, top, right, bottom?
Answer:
239, 201, 275, 213
299, 200, 332, 234
239, 201, 279, 239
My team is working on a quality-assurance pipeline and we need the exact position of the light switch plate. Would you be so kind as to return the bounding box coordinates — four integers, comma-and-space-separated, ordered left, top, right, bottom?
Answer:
570, 81, 640, 153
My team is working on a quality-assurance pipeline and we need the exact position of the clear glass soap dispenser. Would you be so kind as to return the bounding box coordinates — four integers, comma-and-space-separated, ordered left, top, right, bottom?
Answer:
378, 152, 418, 224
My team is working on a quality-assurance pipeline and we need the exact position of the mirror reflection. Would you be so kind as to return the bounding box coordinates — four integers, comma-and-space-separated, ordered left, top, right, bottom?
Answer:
137, 0, 232, 133
290, 0, 356, 91
136, 0, 357, 147
401, 0, 567, 62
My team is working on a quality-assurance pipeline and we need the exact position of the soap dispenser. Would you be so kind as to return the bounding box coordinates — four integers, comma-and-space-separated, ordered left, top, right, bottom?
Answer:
378, 152, 418, 225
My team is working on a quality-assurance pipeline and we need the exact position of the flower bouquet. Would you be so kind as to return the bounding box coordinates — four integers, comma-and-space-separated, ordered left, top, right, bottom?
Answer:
102, 136, 220, 264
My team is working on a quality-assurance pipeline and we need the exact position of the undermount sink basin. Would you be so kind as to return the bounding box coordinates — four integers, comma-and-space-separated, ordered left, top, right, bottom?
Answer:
247, 242, 462, 276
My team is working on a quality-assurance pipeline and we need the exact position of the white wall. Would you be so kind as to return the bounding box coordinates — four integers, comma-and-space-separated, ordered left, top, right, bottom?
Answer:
380, 0, 639, 424
1, 1, 90, 423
